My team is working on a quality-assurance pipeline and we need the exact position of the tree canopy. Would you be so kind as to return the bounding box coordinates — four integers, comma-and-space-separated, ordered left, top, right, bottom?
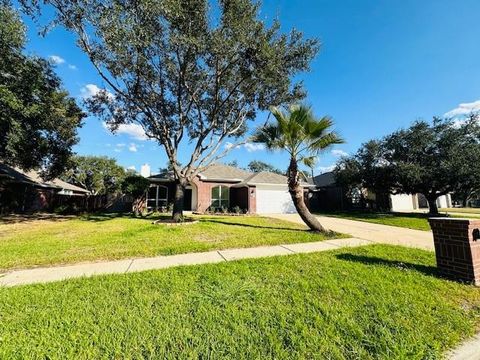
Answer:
22, 0, 319, 219
0, 4, 84, 179
335, 115, 480, 214
61, 156, 126, 195
247, 160, 283, 175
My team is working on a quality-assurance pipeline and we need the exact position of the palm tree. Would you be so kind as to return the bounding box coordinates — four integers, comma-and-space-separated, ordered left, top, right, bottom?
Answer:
252, 104, 344, 232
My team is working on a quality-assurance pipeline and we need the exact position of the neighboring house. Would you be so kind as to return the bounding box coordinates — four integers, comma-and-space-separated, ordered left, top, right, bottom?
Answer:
145, 164, 312, 214
310, 171, 452, 212
390, 193, 452, 211
0, 163, 89, 213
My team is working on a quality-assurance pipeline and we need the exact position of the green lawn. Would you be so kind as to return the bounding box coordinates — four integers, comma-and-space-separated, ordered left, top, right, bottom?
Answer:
0, 213, 343, 271
317, 211, 432, 231
0, 245, 479, 359
441, 207, 480, 215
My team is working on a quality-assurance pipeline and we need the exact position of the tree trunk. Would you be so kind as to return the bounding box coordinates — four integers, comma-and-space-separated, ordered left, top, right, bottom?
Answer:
287, 157, 326, 232
172, 179, 186, 222
426, 196, 439, 215
132, 193, 146, 216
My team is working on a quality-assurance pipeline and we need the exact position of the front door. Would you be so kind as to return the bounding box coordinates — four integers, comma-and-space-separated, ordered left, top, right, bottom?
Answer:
184, 188, 192, 211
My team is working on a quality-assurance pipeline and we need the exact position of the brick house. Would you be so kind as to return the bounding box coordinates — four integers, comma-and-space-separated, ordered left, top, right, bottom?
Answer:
146, 164, 312, 214
310, 171, 452, 212
0, 163, 89, 213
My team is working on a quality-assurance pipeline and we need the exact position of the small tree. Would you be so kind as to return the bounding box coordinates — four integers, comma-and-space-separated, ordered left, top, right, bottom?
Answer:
121, 175, 150, 215
335, 115, 480, 215
247, 160, 283, 175
253, 104, 343, 232
0, 4, 84, 179
62, 156, 126, 196
23, 0, 319, 221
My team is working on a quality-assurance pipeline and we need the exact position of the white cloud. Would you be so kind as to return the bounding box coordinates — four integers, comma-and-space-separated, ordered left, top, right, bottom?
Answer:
80, 84, 114, 100
102, 122, 148, 141
224, 142, 239, 150
80, 84, 102, 98
224, 142, 265, 152
317, 165, 335, 174
116, 143, 126, 148
114, 148, 122, 153
128, 143, 138, 152
127, 165, 136, 171
445, 99, 480, 118
244, 143, 265, 152
68, 64, 77, 70
48, 55, 65, 65
331, 149, 348, 157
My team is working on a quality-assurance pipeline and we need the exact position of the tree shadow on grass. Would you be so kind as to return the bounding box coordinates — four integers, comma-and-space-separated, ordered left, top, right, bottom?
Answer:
0, 213, 77, 225
198, 218, 311, 233
335, 253, 440, 278
79, 212, 136, 222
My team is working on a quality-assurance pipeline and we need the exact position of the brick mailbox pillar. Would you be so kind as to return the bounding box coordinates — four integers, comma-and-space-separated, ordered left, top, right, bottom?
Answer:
428, 218, 480, 286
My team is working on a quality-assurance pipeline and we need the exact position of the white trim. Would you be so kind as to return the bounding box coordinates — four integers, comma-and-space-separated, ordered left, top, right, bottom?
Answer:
147, 184, 168, 210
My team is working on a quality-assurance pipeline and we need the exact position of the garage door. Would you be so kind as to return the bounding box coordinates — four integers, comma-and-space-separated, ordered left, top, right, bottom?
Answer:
256, 185, 297, 214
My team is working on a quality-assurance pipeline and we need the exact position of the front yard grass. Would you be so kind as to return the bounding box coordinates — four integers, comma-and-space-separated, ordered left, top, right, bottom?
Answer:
0, 245, 479, 359
0, 213, 344, 271
317, 211, 432, 231
440, 207, 480, 216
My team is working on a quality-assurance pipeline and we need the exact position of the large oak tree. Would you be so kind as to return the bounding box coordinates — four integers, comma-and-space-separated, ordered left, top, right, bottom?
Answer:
23, 0, 319, 220
0, 4, 84, 179
335, 115, 480, 214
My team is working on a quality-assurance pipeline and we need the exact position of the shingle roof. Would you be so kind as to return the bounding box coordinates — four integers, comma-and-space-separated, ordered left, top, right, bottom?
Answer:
148, 163, 311, 186
312, 171, 337, 187
242, 171, 287, 184
198, 164, 251, 181
234, 171, 311, 187
0, 163, 89, 193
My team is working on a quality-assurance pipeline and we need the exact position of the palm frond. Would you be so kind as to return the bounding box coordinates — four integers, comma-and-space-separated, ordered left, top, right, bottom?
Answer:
251, 123, 285, 151
255, 103, 344, 158
308, 132, 345, 153
301, 155, 317, 169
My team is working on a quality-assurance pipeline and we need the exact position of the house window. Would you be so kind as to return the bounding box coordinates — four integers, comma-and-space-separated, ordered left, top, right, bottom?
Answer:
147, 185, 168, 210
211, 185, 229, 209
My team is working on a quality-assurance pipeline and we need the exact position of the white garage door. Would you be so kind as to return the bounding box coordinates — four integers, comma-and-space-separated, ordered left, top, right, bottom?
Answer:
256, 185, 297, 214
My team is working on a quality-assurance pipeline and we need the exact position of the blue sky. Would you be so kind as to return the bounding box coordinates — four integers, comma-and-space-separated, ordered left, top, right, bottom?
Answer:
20, 0, 480, 175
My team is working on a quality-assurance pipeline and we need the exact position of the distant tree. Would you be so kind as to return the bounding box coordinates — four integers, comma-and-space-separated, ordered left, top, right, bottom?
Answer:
158, 161, 182, 178
253, 104, 343, 232
62, 156, 126, 195
22, 0, 318, 221
247, 160, 284, 175
0, 4, 84, 179
335, 115, 480, 214
122, 175, 150, 215
226, 160, 239, 168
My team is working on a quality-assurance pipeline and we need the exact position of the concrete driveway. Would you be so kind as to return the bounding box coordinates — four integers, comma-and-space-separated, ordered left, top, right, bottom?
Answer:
267, 214, 434, 251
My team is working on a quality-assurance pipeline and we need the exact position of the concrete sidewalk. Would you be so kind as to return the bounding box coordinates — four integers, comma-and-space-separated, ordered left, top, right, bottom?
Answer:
267, 214, 434, 251
0, 237, 372, 287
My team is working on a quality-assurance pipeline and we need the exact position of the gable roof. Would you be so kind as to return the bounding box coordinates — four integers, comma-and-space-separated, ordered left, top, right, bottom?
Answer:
0, 163, 89, 194
197, 164, 251, 181
312, 171, 337, 187
148, 163, 311, 186
243, 171, 287, 185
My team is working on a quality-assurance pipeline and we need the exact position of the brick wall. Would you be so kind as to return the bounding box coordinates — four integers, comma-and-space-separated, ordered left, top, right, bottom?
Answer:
428, 218, 480, 285
249, 187, 256, 214
192, 178, 256, 214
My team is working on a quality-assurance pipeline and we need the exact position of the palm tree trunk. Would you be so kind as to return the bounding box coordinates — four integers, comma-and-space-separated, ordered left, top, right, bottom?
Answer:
287, 157, 326, 232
